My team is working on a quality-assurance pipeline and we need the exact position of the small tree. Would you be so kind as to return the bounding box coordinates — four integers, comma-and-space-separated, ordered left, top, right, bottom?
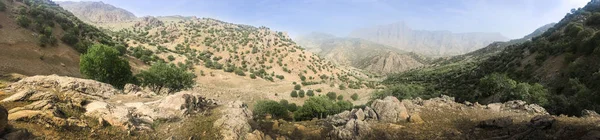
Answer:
351, 93, 359, 101
16, 16, 31, 28
326, 92, 337, 100
306, 90, 314, 96
294, 84, 301, 90
337, 95, 344, 100
80, 44, 133, 88
137, 62, 196, 94
290, 90, 298, 98
168, 55, 175, 61
299, 90, 305, 98
253, 100, 287, 119
339, 84, 346, 90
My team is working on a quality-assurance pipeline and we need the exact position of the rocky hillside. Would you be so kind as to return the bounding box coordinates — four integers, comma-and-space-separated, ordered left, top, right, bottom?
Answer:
1, 75, 598, 139
385, 1, 600, 116
56, 1, 136, 23
0, 0, 119, 77
296, 32, 428, 74
349, 22, 508, 57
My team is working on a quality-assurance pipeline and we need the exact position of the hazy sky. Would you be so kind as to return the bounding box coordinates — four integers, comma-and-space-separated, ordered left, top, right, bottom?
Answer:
55, 0, 590, 39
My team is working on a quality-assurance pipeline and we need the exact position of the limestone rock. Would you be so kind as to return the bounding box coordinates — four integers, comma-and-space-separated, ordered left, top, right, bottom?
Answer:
330, 119, 371, 140
354, 109, 365, 121
246, 130, 273, 140
408, 114, 424, 124
214, 101, 253, 140
371, 96, 409, 123
582, 110, 600, 118
5, 75, 120, 100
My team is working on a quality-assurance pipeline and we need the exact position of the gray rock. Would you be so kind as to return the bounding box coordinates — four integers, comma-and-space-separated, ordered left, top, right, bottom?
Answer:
364, 107, 378, 120
371, 96, 409, 123
214, 101, 253, 140
354, 109, 365, 121
330, 119, 371, 140
582, 110, 600, 118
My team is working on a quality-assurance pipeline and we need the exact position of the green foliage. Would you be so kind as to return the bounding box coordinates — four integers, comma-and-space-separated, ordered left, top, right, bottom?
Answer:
315, 89, 322, 92
0, 1, 5, 11
253, 100, 288, 119
16, 15, 31, 28
298, 90, 305, 98
337, 95, 344, 100
338, 84, 346, 90
61, 30, 79, 46
293, 96, 353, 120
326, 92, 337, 100
351, 93, 359, 101
294, 84, 301, 90
80, 44, 133, 89
168, 55, 175, 61
306, 90, 314, 96
137, 62, 196, 94
250, 74, 257, 79
290, 90, 298, 98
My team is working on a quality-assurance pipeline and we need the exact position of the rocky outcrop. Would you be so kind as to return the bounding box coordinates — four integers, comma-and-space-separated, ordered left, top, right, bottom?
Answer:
4, 75, 120, 101
2, 75, 217, 132
135, 16, 164, 28
371, 96, 409, 123
215, 101, 253, 140
330, 119, 371, 140
485, 100, 548, 115
123, 84, 157, 98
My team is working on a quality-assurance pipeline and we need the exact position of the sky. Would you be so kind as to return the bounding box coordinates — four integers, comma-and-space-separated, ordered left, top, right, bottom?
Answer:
55, 0, 590, 39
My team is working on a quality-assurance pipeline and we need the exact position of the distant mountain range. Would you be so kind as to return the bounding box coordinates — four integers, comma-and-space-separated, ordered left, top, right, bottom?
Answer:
348, 22, 508, 57
57, 1, 137, 23
296, 33, 428, 74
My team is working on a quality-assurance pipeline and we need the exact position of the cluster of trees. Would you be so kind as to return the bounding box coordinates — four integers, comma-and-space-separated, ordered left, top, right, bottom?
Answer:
80, 44, 195, 93
253, 96, 353, 121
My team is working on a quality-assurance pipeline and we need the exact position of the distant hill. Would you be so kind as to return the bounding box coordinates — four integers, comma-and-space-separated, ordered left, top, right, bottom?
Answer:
296, 32, 428, 74
348, 22, 508, 57
56, 1, 136, 23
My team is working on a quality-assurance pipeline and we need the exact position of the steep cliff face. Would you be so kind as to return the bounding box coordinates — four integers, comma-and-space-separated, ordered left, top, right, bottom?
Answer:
348, 22, 508, 57
57, 1, 136, 23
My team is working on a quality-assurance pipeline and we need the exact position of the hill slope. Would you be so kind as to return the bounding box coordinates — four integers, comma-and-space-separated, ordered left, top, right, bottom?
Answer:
296, 32, 428, 74
384, 1, 600, 116
56, 1, 136, 23
0, 0, 118, 77
349, 22, 508, 57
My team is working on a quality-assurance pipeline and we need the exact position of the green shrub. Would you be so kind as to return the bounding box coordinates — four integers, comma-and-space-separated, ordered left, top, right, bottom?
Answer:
294, 84, 301, 90
298, 90, 305, 98
234, 68, 245, 76
253, 100, 288, 119
326, 92, 337, 100
351, 93, 359, 101
339, 84, 346, 90
16, 16, 31, 28
306, 90, 314, 96
293, 96, 353, 120
316, 89, 322, 92
80, 44, 133, 89
290, 90, 298, 98
250, 74, 257, 79
168, 55, 175, 61
61, 30, 79, 46
137, 62, 196, 94
337, 95, 344, 100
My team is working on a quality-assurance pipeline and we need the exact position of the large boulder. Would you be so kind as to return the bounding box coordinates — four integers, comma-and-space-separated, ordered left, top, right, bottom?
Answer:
371, 96, 409, 123
5, 75, 120, 100
156, 91, 217, 114
330, 119, 372, 140
214, 101, 253, 140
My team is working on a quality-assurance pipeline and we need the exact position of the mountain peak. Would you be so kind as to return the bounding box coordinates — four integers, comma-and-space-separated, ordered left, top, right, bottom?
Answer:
57, 1, 136, 23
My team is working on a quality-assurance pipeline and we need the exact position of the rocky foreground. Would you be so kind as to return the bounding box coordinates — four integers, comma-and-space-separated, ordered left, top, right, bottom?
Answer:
0, 75, 598, 140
